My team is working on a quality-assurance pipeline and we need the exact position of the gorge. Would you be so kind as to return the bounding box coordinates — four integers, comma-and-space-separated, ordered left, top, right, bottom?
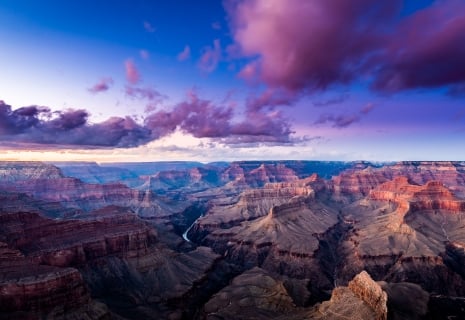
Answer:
1, 160, 465, 319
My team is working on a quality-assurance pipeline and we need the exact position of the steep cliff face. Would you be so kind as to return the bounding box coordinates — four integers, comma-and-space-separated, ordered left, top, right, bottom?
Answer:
331, 161, 465, 200
331, 166, 389, 200
0, 207, 157, 267
0, 241, 110, 319
336, 176, 465, 295
190, 178, 337, 294
189, 175, 320, 240
0, 199, 219, 319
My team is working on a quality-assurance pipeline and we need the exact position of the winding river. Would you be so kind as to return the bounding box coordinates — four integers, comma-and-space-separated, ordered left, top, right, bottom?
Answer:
182, 215, 203, 242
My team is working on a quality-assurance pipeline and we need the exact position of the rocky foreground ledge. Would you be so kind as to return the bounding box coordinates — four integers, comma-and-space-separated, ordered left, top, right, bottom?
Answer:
202, 269, 388, 320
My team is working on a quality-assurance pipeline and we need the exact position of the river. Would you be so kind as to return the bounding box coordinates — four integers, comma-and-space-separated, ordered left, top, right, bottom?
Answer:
182, 215, 203, 242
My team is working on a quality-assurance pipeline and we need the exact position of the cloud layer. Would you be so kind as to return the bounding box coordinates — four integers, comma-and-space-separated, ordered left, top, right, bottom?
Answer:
229, 0, 465, 93
0, 92, 293, 149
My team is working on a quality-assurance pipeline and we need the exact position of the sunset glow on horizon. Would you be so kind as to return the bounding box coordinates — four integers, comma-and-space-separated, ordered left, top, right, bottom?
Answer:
1, 0, 465, 162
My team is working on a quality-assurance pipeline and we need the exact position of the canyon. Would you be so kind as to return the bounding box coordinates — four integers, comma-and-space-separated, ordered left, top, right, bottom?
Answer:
1, 160, 465, 319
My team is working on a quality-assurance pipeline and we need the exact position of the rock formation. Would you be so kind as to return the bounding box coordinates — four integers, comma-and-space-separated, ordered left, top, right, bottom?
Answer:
2, 160, 465, 319
202, 270, 388, 320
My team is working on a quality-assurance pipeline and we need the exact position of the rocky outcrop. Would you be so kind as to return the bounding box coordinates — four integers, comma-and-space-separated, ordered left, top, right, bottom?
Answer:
348, 271, 387, 320
201, 269, 389, 320
202, 267, 296, 320
307, 271, 387, 320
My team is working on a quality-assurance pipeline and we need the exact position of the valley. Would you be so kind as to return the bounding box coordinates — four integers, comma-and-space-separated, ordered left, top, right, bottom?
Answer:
1, 160, 465, 319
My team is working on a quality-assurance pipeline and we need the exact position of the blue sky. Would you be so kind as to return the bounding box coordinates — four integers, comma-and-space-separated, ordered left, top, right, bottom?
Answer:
0, 0, 464, 162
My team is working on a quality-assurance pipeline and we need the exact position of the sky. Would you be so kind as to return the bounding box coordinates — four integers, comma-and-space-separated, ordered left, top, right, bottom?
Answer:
0, 0, 464, 162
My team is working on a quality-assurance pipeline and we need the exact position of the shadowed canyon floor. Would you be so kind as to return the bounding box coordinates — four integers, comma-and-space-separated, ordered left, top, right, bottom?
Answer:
1, 160, 465, 319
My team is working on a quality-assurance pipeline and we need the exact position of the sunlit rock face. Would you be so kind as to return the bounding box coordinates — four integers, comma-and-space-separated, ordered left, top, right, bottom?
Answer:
2, 160, 465, 319
201, 270, 387, 320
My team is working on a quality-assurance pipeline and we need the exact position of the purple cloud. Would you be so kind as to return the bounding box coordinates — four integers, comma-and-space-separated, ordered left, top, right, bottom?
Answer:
228, 0, 465, 94
0, 101, 150, 148
246, 88, 298, 113
88, 78, 113, 93
313, 93, 350, 107
125, 59, 140, 84
125, 86, 164, 102
372, 0, 465, 92
314, 113, 360, 128
231, 110, 292, 143
125, 85, 166, 113
0, 92, 295, 149
360, 102, 375, 115
177, 45, 191, 61
198, 39, 221, 73
229, 0, 399, 91
143, 92, 293, 143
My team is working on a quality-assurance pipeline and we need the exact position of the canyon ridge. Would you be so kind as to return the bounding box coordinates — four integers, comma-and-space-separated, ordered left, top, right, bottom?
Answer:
1, 160, 465, 319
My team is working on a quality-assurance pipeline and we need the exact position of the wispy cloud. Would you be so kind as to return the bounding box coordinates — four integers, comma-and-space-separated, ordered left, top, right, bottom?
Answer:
198, 39, 221, 73
124, 59, 140, 84
246, 88, 298, 113
88, 78, 113, 93
125, 85, 165, 112
313, 93, 350, 107
360, 102, 375, 115
314, 113, 360, 128
177, 45, 191, 61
